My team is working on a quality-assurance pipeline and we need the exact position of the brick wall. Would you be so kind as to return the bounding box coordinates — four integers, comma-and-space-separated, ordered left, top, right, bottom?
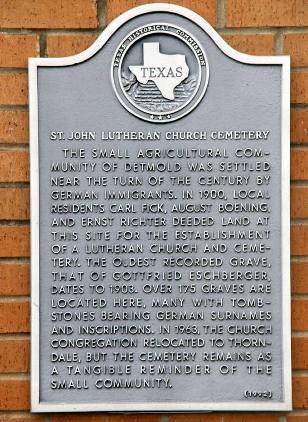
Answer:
0, 0, 307, 421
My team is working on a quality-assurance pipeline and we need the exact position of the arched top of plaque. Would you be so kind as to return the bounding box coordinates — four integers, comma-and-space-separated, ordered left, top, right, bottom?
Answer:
29, 3, 290, 124
30, 3, 289, 66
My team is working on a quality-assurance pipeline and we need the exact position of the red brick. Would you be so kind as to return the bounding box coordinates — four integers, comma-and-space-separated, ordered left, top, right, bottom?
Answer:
291, 186, 308, 219
47, 34, 97, 57
0, 379, 29, 410
0, 111, 29, 144
0, 263, 30, 296
0, 73, 27, 105
291, 149, 308, 180
0, 225, 30, 257
293, 376, 308, 408
0, 0, 97, 29
292, 299, 308, 331
291, 110, 308, 144
50, 417, 103, 422
0, 34, 39, 67
222, 33, 275, 55
292, 337, 308, 369
50, 415, 161, 422
106, 0, 217, 26
226, 0, 308, 27
0, 188, 29, 219
291, 72, 308, 104
0, 151, 29, 182
0, 339, 29, 372
0, 301, 30, 333
223, 415, 279, 422
170, 415, 222, 422
292, 261, 308, 294
284, 33, 308, 67
0, 418, 44, 422
291, 225, 308, 256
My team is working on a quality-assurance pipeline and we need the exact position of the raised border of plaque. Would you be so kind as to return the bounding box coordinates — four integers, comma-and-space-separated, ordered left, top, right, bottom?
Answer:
29, 3, 291, 412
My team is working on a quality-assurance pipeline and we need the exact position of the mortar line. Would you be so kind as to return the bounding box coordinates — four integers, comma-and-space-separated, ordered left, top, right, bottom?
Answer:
97, 0, 106, 30
0, 220, 30, 225
39, 32, 47, 58
287, 410, 308, 415
0, 334, 30, 339
292, 144, 308, 149
275, 29, 284, 55
0, 182, 30, 187
290, 104, 308, 109
0, 25, 305, 34
0, 143, 29, 148
216, 0, 225, 29
0, 296, 30, 302
0, 26, 301, 33
0, 373, 30, 380
0, 68, 27, 74
0, 105, 29, 111
221, 26, 308, 32
291, 294, 308, 299
0, 27, 106, 33
291, 180, 308, 186
0, 258, 30, 262
37, 29, 101, 36
292, 331, 308, 336
0, 411, 35, 416
0, 144, 29, 150
292, 370, 308, 376
291, 103, 308, 108
292, 67, 308, 72
218, 28, 278, 35
0, 257, 30, 263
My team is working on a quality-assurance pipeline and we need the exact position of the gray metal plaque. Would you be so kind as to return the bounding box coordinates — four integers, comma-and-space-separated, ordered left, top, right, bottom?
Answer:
29, 4, 291, 412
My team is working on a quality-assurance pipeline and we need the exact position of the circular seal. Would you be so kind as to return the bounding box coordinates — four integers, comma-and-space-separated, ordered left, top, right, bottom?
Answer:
111, 23, 209, 123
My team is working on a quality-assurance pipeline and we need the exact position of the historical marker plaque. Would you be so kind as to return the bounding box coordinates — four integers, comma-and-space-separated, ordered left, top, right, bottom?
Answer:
30, 4, 291, 412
